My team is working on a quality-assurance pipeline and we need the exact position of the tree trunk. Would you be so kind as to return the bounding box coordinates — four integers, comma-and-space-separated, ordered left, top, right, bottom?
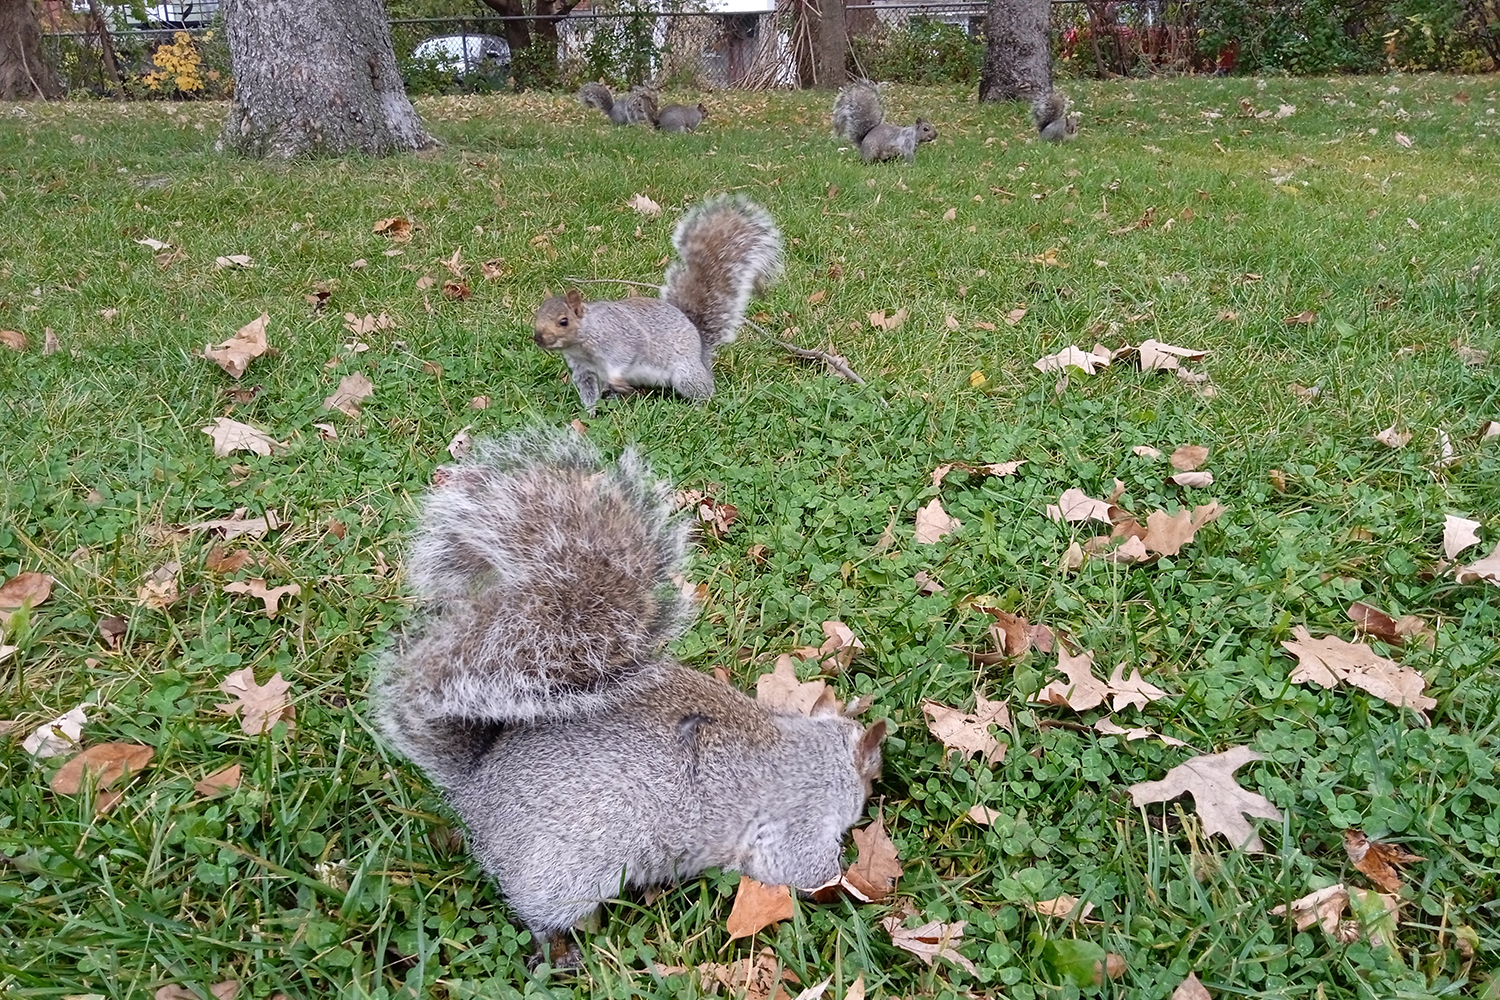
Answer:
0, 0, 61, 100
220, 0, 436, 159
978, 0, 1051, 102
812, 0, 846, 88
85, 0, 124, 97
479, 0, 581, 91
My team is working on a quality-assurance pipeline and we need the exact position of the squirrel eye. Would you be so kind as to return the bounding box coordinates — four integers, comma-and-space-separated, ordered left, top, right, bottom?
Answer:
558, 316, 568, 326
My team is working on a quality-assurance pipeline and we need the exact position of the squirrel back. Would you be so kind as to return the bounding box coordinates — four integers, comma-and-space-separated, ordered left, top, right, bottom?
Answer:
532, 195, 782, 412
656, 101, 706, 132
1032, 91, 1079, 142
372, 428, 887, 950
832, 80, 937, 163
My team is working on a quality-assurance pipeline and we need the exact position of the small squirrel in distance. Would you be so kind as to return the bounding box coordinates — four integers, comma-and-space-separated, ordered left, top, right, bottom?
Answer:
1032, 91, 1079, 142
832, 79, 937, 163
532, 195, 782, 413
578, 82, 659, 126
656, 101, 707, 132
373, 426, 888, 967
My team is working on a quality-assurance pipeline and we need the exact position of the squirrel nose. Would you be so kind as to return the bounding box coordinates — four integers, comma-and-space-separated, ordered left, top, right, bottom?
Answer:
532, 330, 546, 347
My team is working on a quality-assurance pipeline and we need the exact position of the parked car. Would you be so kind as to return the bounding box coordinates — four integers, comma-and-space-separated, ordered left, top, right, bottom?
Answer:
411, 34, 512, 80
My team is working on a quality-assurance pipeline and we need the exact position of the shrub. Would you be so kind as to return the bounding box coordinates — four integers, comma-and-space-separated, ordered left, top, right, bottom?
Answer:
850, 17, 982, 87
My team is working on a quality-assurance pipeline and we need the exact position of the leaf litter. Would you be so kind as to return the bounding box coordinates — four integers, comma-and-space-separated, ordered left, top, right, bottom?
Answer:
1281, 626, 1436, 717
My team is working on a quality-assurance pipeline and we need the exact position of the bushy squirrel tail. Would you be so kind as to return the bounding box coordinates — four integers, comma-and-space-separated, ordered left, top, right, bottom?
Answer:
374, 426, 696, 789
579, 82, 614, 112
832, 80, 885, 145
1032, 91, 1071, 131
662, 195, 783, 352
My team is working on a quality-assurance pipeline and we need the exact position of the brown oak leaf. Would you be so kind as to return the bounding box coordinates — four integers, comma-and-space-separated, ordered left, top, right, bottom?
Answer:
194, 763, 243, 797
325, 372, 375, 418
201, 417, 283, 458
1036, 647, 1110, 711
1170, 444, 1209, 471
50, 742, 155, 795
203, 313, 269, 379
1281, 627, 1435, 716
922, 693, 1008, 764
1128, 746, 1282, 851
1343, 828, 1424, 893
726, 876, 794, 939
223, 578, 301, 617
0, 571, 54, 611
914, 497, 961, 543
755, 655, 834, 715
881, 915, 977, 975
841, 813, 903, 902
216, 667, 294, 736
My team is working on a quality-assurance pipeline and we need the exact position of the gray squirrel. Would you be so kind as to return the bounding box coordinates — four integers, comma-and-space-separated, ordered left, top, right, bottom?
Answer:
373, 427, 888, 967
531, 195, 782, 414
831, 79, 937, 163
1032, 91, 1079, 142
656, 101, 707, 133
578, 82, 659, 126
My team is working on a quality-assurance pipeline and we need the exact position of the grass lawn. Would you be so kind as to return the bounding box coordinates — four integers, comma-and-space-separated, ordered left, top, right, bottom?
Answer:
2, 74, 1500, 999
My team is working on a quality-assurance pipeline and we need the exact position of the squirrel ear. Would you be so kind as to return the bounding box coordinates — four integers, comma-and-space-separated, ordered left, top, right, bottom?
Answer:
855, 719, 887, 779
564, 289, 586, 316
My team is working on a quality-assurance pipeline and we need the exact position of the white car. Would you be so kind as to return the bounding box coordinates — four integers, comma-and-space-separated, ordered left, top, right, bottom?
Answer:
411, 34, 512, 78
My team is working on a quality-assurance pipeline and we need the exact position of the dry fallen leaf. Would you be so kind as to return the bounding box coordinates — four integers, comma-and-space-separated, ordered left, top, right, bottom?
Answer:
1046, 487, 1115, 525
201, 417, 283, 458
1343, 828, 1423, 893
136, 560, 181, 610
793, 620, 866, 672
914, 497, 961, 543
627, 192, 662, 216
1132, 445, 1163, 459
223, 578, 301, 617
755, 655, 831, 715
1283, 310, 1318, 326
50, 742, 155, 795
216, 667, 294, 736
205, 546, 254, 574
342, 311, 394, 337
373, 216, 412, 240
0, 329, 29, 351
0, 571, 54, 611
868, 307, 910, 332
22, 703, 88, 758
1036, 647, 1110, 711
203, 313, 270, 379
1105, 663, 1170, 711
187, 509, 283, 541
1118, 339, 1207, 372
1443, 514, 1482, 560
1033, 344, 1110, 375
155, 983, 239, 1000
665, 947, 800, 1000
1141, 503, 1225, 557
882, 916, 978, 975
1167, 471, 1215, 488
1170, 444, 1209, 471
1374, 425, 1412, 449
968, 804, 1001, 825
726, 876, 794, 939
1172, 972, 1212, 1000
1094, 716, 1187, 747
1281, 626, 1436, 716
1272, 883, 1349, 934
325, 372, 375, 418
1455, 541, 1500, 587
214, 254, 254, 268
929, 460, 1024, 487
194, 763, 243, 797
1027, 895, 1097, 921
447, 425, 474, 461
1128, 746, 1283, 851
842, 813, 903, 902
1346, 602, 1432, 647
922, 694, 1008, 765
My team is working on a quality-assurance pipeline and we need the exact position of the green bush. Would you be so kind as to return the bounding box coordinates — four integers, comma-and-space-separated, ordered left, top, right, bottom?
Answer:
850, 17, 982, 87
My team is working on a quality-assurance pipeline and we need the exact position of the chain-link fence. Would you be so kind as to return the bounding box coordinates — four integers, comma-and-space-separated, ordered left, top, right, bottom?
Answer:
38, 0, 1195, 98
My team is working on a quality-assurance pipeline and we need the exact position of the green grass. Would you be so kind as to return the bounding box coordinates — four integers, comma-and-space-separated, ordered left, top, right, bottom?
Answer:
2, 75, 1499, 999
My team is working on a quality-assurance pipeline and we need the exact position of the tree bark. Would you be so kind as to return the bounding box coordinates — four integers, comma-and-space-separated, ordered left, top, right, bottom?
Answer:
812, 0, 847, 88
220, 0, 437, 159
0, 0, 61, 100
85, 0, 124, 97
978, 0, 1051, 102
